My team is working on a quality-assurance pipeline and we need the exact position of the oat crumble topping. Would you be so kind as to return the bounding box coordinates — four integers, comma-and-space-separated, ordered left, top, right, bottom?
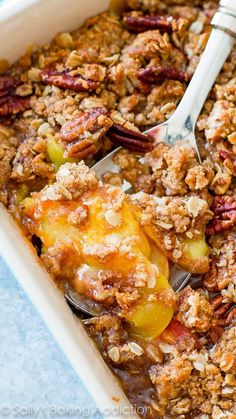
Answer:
1, 0, 236, 417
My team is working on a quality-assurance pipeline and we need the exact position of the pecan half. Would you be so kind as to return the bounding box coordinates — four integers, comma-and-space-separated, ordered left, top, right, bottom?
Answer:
210, 295, 231, 315
210, 294, 236, 327
203, 232, 236, 292
0, 89, 10, 98
212, 196, 236, 214
0, 75, 31, 116
206, 196, 236, 236
219, 307, 236, 326
41, 67, 100, 92
0, 96, 31, 116
61, 107, 113, 159
0, 75, 20, 91
219, 149, 236, 175
108, 123, 154, 153
138, 65, 189, 84
65, 141, 97, 160
123, 14, 174, 33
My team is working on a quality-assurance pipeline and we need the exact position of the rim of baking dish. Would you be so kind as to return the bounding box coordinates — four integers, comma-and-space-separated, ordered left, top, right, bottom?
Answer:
0, 0, 39, 22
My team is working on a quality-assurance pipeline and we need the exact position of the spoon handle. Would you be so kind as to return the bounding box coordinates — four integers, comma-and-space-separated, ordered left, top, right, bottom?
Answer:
169, 0, 236, 131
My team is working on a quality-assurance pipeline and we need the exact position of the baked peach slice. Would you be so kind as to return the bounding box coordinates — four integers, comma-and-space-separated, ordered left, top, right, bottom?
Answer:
129, 193, 212, 274
20, 162, 174, 339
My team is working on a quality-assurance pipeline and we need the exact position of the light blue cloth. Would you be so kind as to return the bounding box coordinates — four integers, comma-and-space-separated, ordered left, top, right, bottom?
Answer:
0, 259, 102, 418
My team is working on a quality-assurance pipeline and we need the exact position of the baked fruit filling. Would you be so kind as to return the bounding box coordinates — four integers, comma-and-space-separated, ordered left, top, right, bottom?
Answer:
20, 161, 213, 340
0, 0, 236, 417
20, 162, 173, 339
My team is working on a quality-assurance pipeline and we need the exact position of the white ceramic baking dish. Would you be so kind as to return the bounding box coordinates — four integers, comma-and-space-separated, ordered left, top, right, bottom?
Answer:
0, 1, 138, 417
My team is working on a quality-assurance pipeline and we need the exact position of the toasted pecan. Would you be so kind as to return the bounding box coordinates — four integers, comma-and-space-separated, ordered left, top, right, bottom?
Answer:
138, 65, 189, 84
123, 14, 174, 33
0, 75, 31, 116
0, 75, 21, 91
61, 107, 112, 159
108, 123, 154, 153
0, 96, 31, 116
219, 307, 236, 326
41, 67, 101, 92
206, 196, 236, 236
210, 294, 236, 327
219, 149, 236, 175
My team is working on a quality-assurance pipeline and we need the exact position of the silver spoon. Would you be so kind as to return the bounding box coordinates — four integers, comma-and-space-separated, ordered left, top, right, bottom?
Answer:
65, 286, 104, 316
65, 0, 236, 316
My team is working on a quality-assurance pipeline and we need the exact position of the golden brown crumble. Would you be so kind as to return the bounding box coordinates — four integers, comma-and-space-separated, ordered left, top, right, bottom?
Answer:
204, 100, 236, 143
11, 136, 54, 182
129, 192, 212, 273
40, 161, 99, 201
204, 232, 236, 292
0, 125, 19, 204
0, 0, 236, 418
177, 286, 215, 333
108, 141, 219, 198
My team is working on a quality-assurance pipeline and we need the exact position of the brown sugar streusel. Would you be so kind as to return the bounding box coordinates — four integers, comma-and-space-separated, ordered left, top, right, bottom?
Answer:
0, 0, 236, 418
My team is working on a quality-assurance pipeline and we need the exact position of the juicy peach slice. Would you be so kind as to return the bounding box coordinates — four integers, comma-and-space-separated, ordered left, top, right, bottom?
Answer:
21, 176, 174, 339
144, 224, 209, 274
23, 195, 151, 262
47, 134, 77, 169
126, 243, 173, 339
129, 193, 210, 274
128, 274, 173, 340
